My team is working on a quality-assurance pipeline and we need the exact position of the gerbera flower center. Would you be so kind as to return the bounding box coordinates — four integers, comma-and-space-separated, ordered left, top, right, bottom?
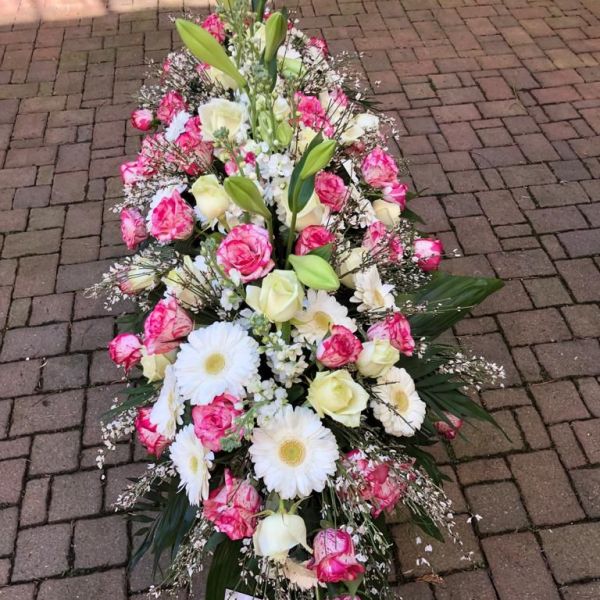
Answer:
204, 353, 226, 375
278, 439, 306, 467
313, 311, 331, 331
392, 388, 409, 413
373, 290, 386, 306
189, 455, 199, 473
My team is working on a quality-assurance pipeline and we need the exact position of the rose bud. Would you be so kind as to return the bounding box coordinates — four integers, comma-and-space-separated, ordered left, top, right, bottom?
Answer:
434, 412, 464, 440
414, 238, 443, 272
130, 108, 154, 131
149, 189, 195, 243
135, 406, 170, 457
294, 225, 335, 256
309, 528, 365, 583
120, 208, 148, 250
361, 146, 398, 188
108, 332, 142, 371
314, 171, 348, 212
367, 312, 415, 356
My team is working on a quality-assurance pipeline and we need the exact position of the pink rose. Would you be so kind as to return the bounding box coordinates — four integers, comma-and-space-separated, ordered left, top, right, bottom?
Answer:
314, 171, 348, 212
308, 36, 329, 55
317, 325, 363, 368
382, 181, 408, 209
344, 450, 411, 517
367, 312, 414, 356
149, 189, 195, 243
309, 529, 365, 583
294, 225, 335, 256
135, 407, 170, 458
217, 224, 274, 283
414, 238, 443, 272
434, 413, 464, 440
130, 108, 153, 131
202, 13, 226, 43
192, 393, 243, 452
361, 147, 398, 188
144, 297, 193, 355
120, 208, 148, 250
156, 91, 187, 125
362, 221, 403, 261
108, 332, 142, 371
203, 469, 261, 540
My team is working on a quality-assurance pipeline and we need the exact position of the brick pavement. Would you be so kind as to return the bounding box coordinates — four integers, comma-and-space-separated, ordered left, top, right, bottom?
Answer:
0, 0, 599, 598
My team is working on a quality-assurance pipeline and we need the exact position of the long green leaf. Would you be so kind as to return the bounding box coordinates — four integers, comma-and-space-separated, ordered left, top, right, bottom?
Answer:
206, 539, 242, 598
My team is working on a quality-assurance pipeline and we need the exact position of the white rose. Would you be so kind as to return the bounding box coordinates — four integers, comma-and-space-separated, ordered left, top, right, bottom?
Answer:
253, 513, 309, 563
246, 270, 304, 323
206, 66, 239, 91
337, 247, 367, 289
293, 127, 318, 155
140, 349, 177, 382
282, 191, 327, 231
356, 339, 399, 378
191, 174, 231, 221
373, 199, 401, 227
198, 98, 247, 142
273, 96, 291, 121
355, 112, 380, 131
340, 123, 365, 146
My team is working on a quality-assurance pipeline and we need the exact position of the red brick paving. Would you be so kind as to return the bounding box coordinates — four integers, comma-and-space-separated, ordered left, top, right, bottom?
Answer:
0, 0, 600, 598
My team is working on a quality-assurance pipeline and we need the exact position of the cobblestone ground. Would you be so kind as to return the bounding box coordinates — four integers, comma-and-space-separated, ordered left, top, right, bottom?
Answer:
0, 0, 599, 598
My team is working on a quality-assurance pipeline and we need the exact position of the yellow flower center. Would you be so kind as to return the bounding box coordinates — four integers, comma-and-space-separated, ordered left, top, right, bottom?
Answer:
204, 353, 226, 375
373, 290, 386, 307
393, 388, 409, 413
313, 311, 331, 331
279, 439, 306, 467
189, 455, 199, 473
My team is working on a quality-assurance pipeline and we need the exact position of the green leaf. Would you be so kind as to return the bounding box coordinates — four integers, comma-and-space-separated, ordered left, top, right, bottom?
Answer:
298, 139, 337, 180
224, 176, 271, 220
409, 505, 444, 542
288, 254, 340, 291
401, 207, 425, 224
407, 271, 504, 338
288, 132, 323, 211
175, 19, 246, 88
206, 539, 242, 598
102, 383, 157, 422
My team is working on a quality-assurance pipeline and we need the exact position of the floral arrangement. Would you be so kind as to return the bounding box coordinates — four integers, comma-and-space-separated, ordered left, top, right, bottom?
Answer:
91, 2, 505, 598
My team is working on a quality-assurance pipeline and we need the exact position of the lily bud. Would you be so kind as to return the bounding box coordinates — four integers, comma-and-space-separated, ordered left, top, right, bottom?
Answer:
275, 121, 294, 147
299, 140, 337, 180
176, 19, 246, 88
288, 253, 340, 291
224, 176, 271, 220
264, 12, 287, 62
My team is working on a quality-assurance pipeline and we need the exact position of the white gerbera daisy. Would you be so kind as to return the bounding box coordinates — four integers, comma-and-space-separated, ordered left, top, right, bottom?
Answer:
371, 367, 426, 437
174, 322, 260, 405
351, 266, 396, 312
249, 405, 339, 499
170, 424, 214, 505
150, 366, 184, 439
292, 290, 357, 343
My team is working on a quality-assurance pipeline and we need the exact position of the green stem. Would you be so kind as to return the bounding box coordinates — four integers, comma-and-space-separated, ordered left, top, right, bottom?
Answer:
284, 184, 301, 266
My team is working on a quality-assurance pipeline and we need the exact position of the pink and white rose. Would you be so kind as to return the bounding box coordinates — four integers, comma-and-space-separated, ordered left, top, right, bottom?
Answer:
382, 181, 408, 208
317, 325, 363, 368
191, 393, 243, 452
309, 528, 365, 583
414, 238, 443, 272
361, 147, 398, 188
434, 413, 464, 440
294, 225, 335, 256
367, 312, 414, 356
156, 91, 188, 125
120, 208, 148, 250
314, 171, 348, 212
144, 297, 193, 355
135, 406, 170, 457
217, 224, 274, 283
130, 108, 153, 131
203, 469, 261, 540
149, 189, 195, 243
108, 332, 142, 371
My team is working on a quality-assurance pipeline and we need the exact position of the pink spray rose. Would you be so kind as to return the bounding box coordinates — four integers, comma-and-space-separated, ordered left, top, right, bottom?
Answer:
120, 208, 148, 250
149, 189, 195, 243
414, 238, 443, 272
362, 221, 403, 261
144, 297, 193, 355
317, 325, 363, 368
361, 147, 398, 188
309, 529, 365, 583
295, 92, 333, 135
203, 469, 261, 540
367, 312, 414, 356
382, 181, 408, 208
135, 406, 170, 458
202, 13, 226, 43
192, 393, 243, 452
130, 108, 153, 131
314, 171, 348, 212
308, 36, 329, 55
434, 413, 464, 440
173, 117, 213, 176
345, 450, 411, 517
217, 224, 274, 283
156, 91, 188, 125
294, 225, 336, 256
108, 332, 142, 371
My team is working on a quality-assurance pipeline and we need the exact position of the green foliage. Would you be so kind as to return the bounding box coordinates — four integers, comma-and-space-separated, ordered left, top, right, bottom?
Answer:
205, 538, 243, 598
408, 271, 504, 338
102, 383, 157, 422
288, 132, 323, 213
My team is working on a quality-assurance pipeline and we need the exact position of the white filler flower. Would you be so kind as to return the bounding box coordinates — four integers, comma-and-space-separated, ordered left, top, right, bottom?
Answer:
249, 405, 339, 499
371, 367, 426, 437
150, 365, 184, 439
174, 322, 260, 405
170, 424, 214, 505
